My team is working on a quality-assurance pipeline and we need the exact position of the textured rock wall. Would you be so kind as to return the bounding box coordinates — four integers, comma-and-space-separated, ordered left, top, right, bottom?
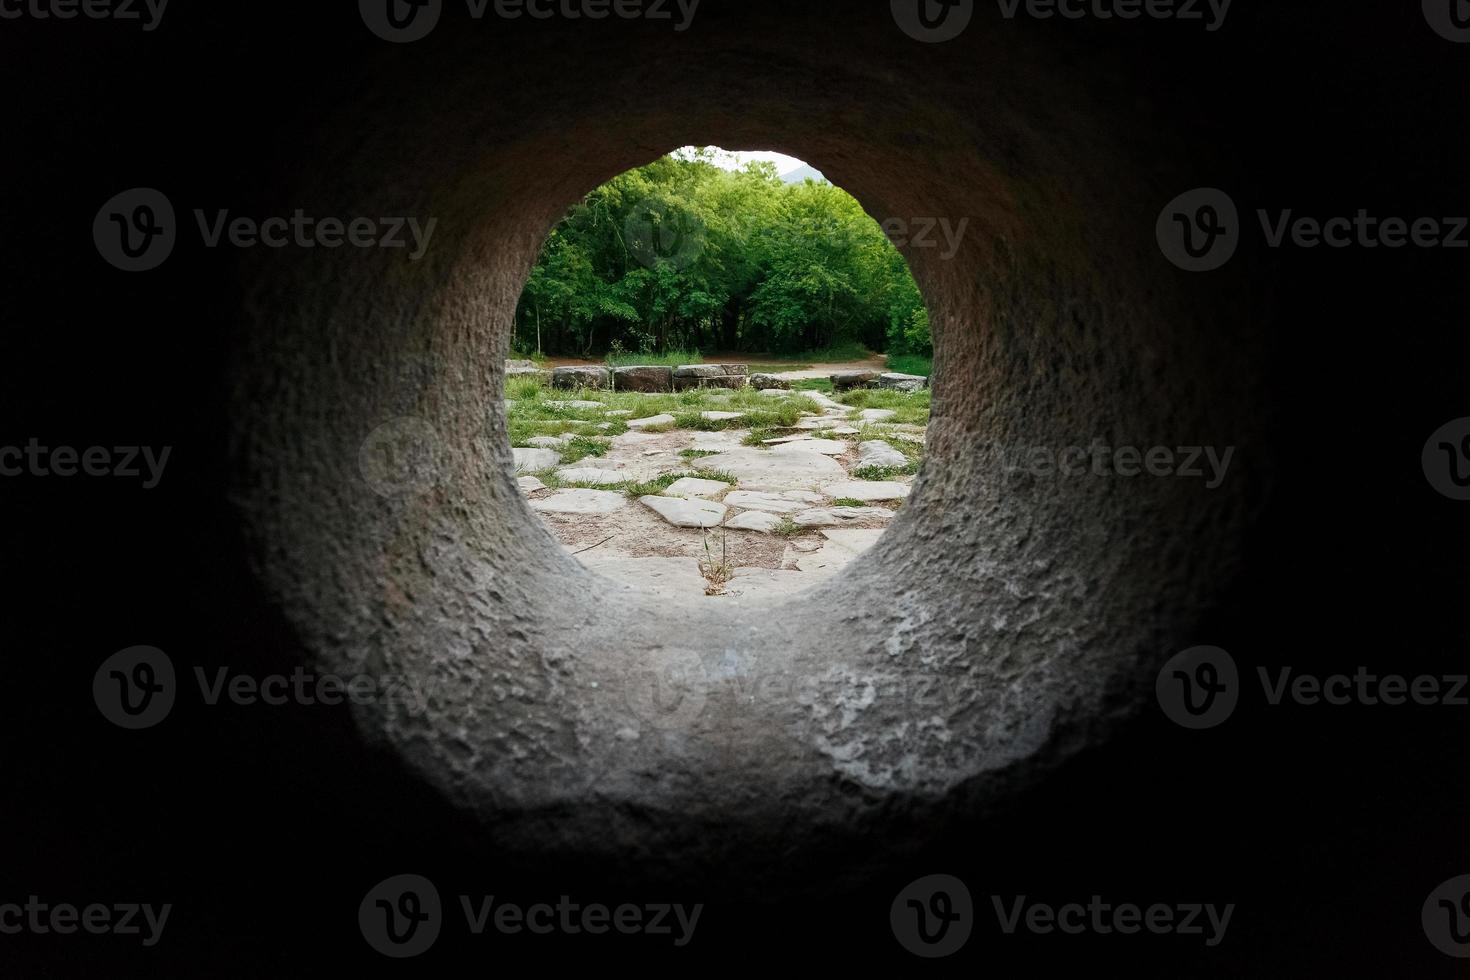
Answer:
229, 2, 1262, 886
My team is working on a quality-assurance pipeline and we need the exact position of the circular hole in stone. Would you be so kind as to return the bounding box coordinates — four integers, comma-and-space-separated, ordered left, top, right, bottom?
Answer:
509, 145, 932, 607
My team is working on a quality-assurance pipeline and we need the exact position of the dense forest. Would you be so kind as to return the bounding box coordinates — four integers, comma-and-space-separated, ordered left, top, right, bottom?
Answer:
513, 149, 931, 360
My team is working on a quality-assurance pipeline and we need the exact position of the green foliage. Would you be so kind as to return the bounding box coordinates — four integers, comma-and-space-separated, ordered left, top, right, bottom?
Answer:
514, 149, 927, 358
886, 353, 933, 378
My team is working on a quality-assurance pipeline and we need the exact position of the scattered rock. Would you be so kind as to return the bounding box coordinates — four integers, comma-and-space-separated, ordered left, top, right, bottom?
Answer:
551, 366, 610, 390
556, 467, 627, 487
693, 448, 846, 488
824, 480, 910, 501
626, 413, 677, 429
673, 365, 726, 380
757, 388, 791, 397
798, 389, 847, 412
724, 491, 810, 514
640, 495, 727, 528
857, 440, 909, 469
546, 400, 604, 411
830, 370, 878, 391
527, 435, 572, 449
821, 528, 888, 554
725, 511, 783, 533
530, 489, 628, 515
700, 411, 745, 422
605, 410, 633, 417
858, 409, 897, 422
613, 365, 674, 392
791, 507, 894, 527
512, 448, 562, 472
878, 372, 928, 393
517, 476, 546, 494
663, 477, 731, 498
770, 438, 848, 456
790, 538, 823, 553
750, 374, 791, 389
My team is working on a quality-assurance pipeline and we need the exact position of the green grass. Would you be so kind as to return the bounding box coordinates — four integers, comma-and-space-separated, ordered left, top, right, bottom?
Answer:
853, 461, 921, 481
604, 350, 702, 367
772, 518, 805, 539
680, 449, 719, 460
886, 354, 932, 377
832, 498, 866, 508
623, 470, 736, 498
789, 378, 835, 393
838, 387, 931, 426
559, 436, 610, 465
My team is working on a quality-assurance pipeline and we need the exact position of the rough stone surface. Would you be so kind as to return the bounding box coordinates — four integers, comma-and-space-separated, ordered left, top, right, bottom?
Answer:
750, 374, 790, 389
791, 507, 894, 527
723, 490, 812, 514
626, 413, 677, 429
674, 375, 747, 392
769, 438, 848, 456
725, 511, 783, 533
613, 366, 674, 392
663, 478, 731, 498
640, 495, 727, 528
692, 448, 846, 488
830, 370, 878, 391
517, 476, 546, 494
556, 467, 627, 487
530, 489, 628, 515
230, 9, 1262, 893
824, 480, 910, 501
878, 372, 928, 393
552, 366, 610, 389
856, 441, 908, 470
512, 448, 562, 472
858, 409, 897, 422
700, 411, 745, 422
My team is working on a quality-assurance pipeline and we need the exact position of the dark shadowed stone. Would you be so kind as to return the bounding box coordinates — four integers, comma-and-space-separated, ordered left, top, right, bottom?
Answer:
674, 374, 748, 391
613, 365, 674, 392
877, 373, 929, 393
552, 366, 610, 390
673, 364, 726, 379
830, 370, 879, 391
